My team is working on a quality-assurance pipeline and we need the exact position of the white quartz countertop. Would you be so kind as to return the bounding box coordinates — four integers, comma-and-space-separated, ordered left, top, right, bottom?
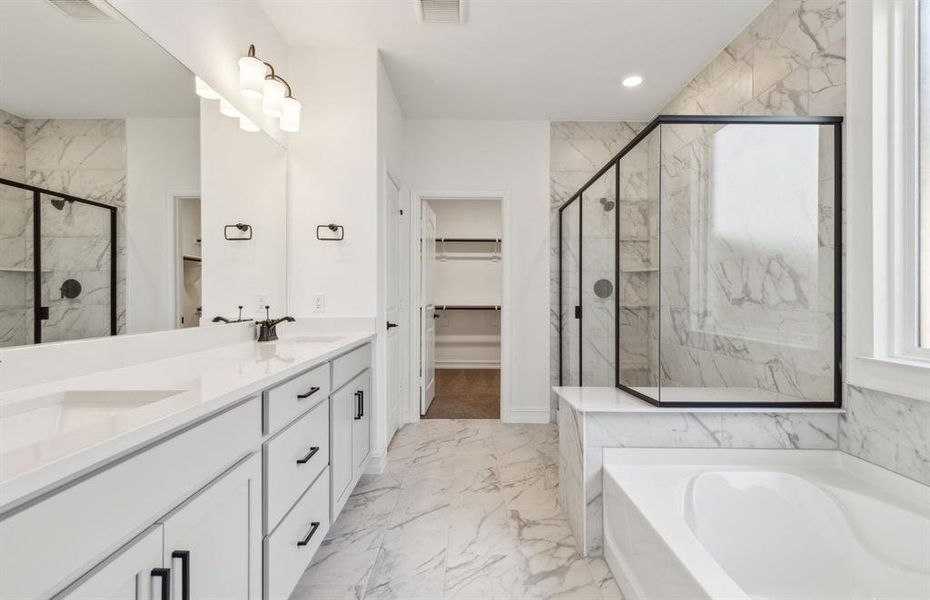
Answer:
553, 386, 846, 414
0, 331, 375, 512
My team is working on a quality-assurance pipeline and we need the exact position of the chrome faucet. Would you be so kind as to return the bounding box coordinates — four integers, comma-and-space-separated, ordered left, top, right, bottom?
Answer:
212, 306, 252, 323
257, 306, 295, 342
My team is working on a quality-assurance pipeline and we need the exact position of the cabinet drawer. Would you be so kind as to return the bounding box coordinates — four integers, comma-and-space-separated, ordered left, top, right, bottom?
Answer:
264, 363, 330, 434
0, 398, 260, 600
264, 399, 330, 532
332, 343, 371, 391
264, 468, 330, 600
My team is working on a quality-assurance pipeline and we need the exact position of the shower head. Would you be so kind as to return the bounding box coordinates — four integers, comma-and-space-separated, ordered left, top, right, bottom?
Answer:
599, 197, 615, 212
50, 198, 73, 211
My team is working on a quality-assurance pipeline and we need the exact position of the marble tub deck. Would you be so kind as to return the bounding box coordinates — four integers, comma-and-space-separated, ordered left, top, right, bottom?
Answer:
290, 419, 622, 600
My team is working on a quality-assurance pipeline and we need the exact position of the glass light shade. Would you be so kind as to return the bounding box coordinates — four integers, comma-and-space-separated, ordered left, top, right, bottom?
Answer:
279, 97, 301, 133
219, 98, 240, 118
262, 78, 287, 118
239, 55, 266, 99
194, 76, 220, 100
239, 115, 260, 132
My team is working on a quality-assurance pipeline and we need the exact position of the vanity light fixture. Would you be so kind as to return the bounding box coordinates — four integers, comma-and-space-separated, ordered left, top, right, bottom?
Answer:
239, 45, 267, 99
219, 98, 241, 118
238, 44, 302, 133
279, 96, 302, 133
262, 76, 287, 118
622, 75, 643, 88
194, 76, 220, 100
239, 115, 261, 132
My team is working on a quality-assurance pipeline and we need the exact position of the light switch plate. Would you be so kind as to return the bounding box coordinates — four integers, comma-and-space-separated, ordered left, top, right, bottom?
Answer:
255, 293, 268, 314
311, 294, 325, 313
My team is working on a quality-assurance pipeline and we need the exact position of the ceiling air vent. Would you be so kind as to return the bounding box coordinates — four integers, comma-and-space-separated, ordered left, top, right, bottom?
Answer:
416, 0, 466, 24
46, 0, 120, 22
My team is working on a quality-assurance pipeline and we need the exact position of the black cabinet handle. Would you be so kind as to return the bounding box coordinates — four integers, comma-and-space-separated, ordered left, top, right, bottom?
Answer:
171, 551, 190, 600
151, 568, 171, 600
296, 446, 320, 464
297, 522, 321, 547
386, 321, 399, 329
353, 391, 362, 420
359, 390, 364, 418
297, 386, 320, 400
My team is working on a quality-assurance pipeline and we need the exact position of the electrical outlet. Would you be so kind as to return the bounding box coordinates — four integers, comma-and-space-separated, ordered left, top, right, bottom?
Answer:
311, 294, 325, 314
255, 294, 268, 315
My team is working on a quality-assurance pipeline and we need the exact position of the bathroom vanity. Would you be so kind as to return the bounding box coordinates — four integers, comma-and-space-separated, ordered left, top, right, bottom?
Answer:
0, 333, 375, 600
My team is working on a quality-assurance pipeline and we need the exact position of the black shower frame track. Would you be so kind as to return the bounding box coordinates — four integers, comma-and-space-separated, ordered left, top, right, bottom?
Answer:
557, 114, 844, 409
0, 177, 118, 344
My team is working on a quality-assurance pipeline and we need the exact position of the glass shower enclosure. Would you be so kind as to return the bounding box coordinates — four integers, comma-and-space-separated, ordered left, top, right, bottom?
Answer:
0, 177, 117, 347
559, 115, 843, 408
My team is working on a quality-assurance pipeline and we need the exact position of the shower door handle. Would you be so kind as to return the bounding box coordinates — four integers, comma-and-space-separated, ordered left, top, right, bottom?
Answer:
39, 306, 49, 321
574, 306, 582, 319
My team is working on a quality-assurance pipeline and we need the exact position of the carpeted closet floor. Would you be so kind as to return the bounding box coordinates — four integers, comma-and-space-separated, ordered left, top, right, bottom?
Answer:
423, 369, 500, 419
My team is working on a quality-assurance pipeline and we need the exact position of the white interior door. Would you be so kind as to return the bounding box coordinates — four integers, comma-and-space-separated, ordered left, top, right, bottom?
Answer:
420, 202, 437, 415
385, 176, 403, 441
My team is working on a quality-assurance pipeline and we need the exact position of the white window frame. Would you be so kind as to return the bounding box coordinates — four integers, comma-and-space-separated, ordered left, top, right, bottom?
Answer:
878, 0, 929, 362
847, 0, 930, 401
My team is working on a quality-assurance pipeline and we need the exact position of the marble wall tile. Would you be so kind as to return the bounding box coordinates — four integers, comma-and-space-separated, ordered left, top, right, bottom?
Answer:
841, 386, 930, 485
557, 398, 586, 553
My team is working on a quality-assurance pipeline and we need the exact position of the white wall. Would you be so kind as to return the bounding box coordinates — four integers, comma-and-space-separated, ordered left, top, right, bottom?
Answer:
109, 0, 289, 145
404, 120, 551, 422
286, 47, 379, 317
200, 104, 287, 320
125, 117, 200, 334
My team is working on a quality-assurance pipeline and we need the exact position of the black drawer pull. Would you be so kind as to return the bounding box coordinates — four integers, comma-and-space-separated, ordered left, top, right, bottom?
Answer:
354, 391, 362, 420
297, 522, 321, 547
171, 551, 190, 600
151, 568, 171, 600
296, 446, 320, 464
297, 386, 321, 399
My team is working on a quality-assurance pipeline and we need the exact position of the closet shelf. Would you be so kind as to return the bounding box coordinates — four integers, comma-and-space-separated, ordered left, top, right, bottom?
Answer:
437, 237, 502, 243
435, 305, 501, 311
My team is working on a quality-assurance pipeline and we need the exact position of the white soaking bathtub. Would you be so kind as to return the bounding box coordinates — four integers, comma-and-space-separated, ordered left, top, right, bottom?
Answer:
602, 449, 930, 600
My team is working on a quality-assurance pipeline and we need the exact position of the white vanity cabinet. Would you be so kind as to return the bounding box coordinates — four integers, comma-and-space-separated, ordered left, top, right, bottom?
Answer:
159, 454, 262, 600
56, 525, 164, 600
1, 338, 375, 600
331, 364, 372, 518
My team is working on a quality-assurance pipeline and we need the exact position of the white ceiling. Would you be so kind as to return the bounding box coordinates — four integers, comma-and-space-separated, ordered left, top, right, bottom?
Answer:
259, 0, 769, 121
0, 0, 198, 119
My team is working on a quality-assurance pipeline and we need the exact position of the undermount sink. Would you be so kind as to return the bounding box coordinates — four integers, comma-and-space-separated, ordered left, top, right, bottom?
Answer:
0, 390, 184, 453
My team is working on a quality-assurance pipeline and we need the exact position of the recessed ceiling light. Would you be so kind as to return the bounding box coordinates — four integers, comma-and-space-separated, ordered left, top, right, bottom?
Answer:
622, 75, 643, 88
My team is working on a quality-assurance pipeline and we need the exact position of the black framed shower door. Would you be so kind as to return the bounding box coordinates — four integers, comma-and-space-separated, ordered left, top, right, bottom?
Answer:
0, 177, 117, 344
557, 115, 844, 409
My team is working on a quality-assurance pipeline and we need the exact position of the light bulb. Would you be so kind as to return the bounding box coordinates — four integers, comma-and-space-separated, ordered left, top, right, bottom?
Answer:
239, 115, 260, 132
194, 76, 220, 100
239, 55, 266, 99
279, 97, 301, 133
622, 75, 643, 88
262, 78, 287, 118
219, 98, 240, 118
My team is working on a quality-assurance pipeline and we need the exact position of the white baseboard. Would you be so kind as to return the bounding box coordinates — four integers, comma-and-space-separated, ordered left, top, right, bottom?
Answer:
365, 452, 386, 475
504, 408, 551, 424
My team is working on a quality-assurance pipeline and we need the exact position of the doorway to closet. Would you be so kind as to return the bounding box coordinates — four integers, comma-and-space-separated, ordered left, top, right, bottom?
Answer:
419, 197, 502, 419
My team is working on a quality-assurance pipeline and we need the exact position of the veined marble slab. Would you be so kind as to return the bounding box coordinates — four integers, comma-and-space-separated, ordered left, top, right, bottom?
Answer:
553, 385, 844, 414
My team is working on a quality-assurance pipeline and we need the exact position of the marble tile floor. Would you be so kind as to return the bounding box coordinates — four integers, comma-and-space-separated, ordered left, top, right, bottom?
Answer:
290, 419, 623, 600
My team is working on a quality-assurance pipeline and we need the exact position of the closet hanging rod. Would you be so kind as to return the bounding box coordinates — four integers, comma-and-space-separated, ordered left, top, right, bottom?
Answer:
435, 305, 501, 311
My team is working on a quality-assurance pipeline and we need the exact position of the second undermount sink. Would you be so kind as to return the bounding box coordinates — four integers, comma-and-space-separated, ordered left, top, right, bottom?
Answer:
0, 389, 184, 453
